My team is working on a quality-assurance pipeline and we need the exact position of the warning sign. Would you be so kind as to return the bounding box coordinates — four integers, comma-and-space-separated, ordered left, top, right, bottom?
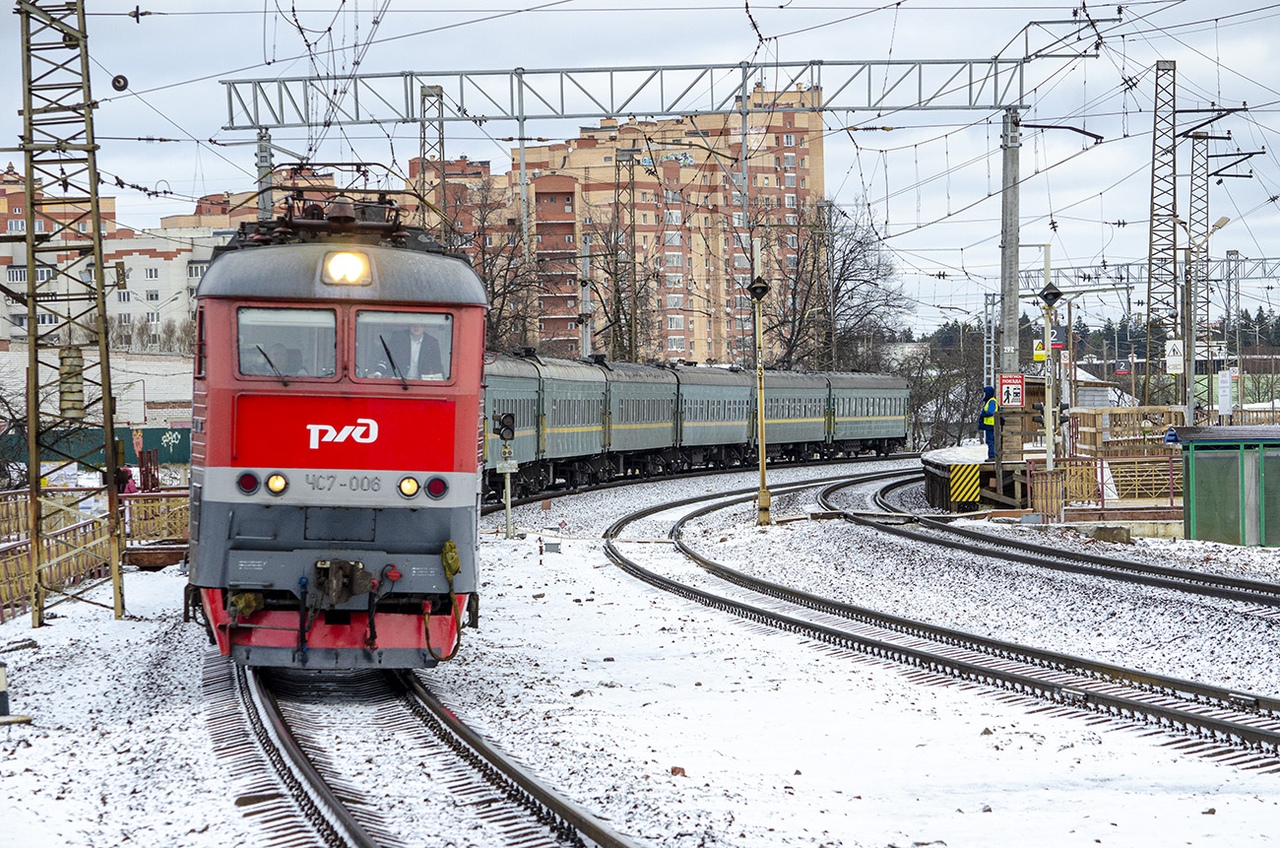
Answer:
1033, 340, 1047, 362
998, 374, 1025, 408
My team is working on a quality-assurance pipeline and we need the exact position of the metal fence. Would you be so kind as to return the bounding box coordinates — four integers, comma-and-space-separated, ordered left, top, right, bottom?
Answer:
0, 489, 189, 623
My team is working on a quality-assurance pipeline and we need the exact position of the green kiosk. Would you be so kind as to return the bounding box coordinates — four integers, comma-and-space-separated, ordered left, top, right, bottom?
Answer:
1178, 426, 1280, 547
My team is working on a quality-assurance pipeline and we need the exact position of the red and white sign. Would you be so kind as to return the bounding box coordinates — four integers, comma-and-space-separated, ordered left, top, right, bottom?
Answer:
234, 394, 457, 470
998, 374, 1025, 408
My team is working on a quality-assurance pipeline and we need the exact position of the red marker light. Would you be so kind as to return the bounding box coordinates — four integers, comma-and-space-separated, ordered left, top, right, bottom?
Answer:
425, 477, 448, 499
237, 472, 260, 494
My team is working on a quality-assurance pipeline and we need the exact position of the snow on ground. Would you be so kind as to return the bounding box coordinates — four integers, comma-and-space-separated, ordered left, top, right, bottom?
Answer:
2, 462, 1278, 847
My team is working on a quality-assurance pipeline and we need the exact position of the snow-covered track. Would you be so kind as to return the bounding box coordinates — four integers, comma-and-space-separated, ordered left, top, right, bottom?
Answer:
823, 478, 1280, 608
206, 654, 639, 848
204, 655, 387, 848
603, 481, 1280, 769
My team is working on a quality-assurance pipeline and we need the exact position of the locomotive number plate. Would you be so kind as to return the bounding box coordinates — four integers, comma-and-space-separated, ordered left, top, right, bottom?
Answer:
306, 473, 383, 493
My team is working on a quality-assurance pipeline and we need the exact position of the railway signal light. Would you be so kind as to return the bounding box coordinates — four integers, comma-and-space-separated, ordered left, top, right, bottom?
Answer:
1031, 402, 1045, 425
494, 412, 516, 441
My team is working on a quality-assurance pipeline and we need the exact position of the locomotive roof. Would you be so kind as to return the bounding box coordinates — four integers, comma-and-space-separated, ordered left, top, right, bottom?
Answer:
197, 241, 487, 306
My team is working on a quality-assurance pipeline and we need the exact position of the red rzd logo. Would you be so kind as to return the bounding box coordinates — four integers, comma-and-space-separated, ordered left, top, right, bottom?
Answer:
306, 418, 379, 449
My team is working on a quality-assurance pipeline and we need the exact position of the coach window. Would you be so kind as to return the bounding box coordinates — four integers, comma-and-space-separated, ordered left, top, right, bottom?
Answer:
355, 311, 452, 380
237, 308, 336, 378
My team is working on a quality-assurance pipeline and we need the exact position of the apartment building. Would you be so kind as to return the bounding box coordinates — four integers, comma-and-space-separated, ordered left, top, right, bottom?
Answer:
510, 84, 826, 364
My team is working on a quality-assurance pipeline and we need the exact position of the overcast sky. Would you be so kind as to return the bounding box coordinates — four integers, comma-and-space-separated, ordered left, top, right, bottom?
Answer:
3, 1, 1280, 334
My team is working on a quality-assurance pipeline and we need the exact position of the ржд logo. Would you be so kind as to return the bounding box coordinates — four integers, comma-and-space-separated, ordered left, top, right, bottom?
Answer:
306, 418, 379, 449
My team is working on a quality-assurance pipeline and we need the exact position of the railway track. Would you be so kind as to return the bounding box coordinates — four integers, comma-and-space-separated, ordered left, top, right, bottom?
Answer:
204, 655, 639, 848
823, 472, 1280, 609
602, 473, 1280, 769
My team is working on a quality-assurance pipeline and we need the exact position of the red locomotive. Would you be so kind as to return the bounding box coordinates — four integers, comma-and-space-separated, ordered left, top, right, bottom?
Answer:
187, 192, 486, 668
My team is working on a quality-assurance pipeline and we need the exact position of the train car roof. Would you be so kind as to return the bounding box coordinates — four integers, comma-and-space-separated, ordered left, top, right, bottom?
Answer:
484, 353, 541, 380
532, 357, 607, 384
197, 242, 487, 306
762, 371, 829, 390
599, 361, 678, 385
822, 371, 910, 391
671, 364, 753, 388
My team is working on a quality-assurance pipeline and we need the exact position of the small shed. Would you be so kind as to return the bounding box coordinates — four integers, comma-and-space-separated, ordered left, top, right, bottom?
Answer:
1177, 426, 1280, 546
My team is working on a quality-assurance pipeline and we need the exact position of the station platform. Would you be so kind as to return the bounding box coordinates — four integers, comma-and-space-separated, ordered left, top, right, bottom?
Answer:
921, 443, 1183, 532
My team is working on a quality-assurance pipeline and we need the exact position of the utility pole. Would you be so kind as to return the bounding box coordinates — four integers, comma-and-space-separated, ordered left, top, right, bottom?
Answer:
999, 108, 1022, 376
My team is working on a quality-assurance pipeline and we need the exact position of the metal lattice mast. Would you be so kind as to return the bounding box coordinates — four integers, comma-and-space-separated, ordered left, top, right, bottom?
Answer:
14, 0, 123, 626
1188, 131, 1211, 410
1144, 60, 1177, 404
417, 85, 446, 233
983, 291, 998, 387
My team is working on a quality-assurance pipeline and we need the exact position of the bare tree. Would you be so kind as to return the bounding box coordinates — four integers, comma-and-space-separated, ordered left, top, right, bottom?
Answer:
462, 177, 540, 353
759, 200, 906, 371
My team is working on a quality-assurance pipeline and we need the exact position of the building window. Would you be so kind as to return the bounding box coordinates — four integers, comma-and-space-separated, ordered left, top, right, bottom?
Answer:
784, 153, 797, 169
187, 262, 208, 279
667, 315, 684, 330
146, 311, 161, 324
784, 173, 797, 188
733, 233, 750, 248
664, 210, 682, 225
786, 214, 798, 226
783, 133, 795, 147
119, 313, 132, 325
665, 275, 684, 289
664, 232, 682, 246
666, 336, 685, 351
7, 220, 25, 233
785, 195, 797, 208
664, 189, 681, 204
146, 290, 160, 302
786, 234, 798, 248
786, 255, 799, 269
117, 290, 131, 302
732, 212, 746, 227
565, 234, 574, 243
733, 254, 749, 268
666, 294, 684, 309
664, 253, 683, 267
145, 268, 159, 280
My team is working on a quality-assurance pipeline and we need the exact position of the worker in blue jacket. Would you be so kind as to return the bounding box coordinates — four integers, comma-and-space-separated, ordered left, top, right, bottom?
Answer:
979, 385, 999, 460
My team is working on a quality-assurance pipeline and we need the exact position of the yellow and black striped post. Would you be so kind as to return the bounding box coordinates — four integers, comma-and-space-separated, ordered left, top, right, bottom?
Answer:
949, 463, 981, 510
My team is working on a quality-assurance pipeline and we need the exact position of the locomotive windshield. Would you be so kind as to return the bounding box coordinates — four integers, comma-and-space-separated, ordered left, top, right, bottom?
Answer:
237, 307, 337, 378
354, 311, 452, 381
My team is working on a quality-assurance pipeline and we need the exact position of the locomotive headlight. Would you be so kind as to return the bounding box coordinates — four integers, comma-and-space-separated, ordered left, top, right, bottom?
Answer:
264, 472, 289, 495
322, 250, 370, 285
398, 476, 421, 498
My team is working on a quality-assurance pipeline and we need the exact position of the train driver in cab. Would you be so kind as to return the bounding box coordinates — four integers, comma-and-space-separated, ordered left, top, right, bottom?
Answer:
359, 312, 450, 380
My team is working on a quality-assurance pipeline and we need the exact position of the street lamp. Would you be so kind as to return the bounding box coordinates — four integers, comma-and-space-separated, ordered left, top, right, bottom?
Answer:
748, 271, 772, 526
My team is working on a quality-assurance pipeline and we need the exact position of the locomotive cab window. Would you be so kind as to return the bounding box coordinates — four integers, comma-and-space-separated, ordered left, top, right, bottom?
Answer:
237, 308, 337, 378
355, 311, 452, 381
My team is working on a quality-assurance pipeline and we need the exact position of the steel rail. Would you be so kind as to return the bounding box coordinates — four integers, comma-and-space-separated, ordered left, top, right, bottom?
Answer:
393, 671, 642, 848
602, 478, 1280, 760
241, 667, 380, 848
825, 476, 1280, 607
481, 452, 920, 513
